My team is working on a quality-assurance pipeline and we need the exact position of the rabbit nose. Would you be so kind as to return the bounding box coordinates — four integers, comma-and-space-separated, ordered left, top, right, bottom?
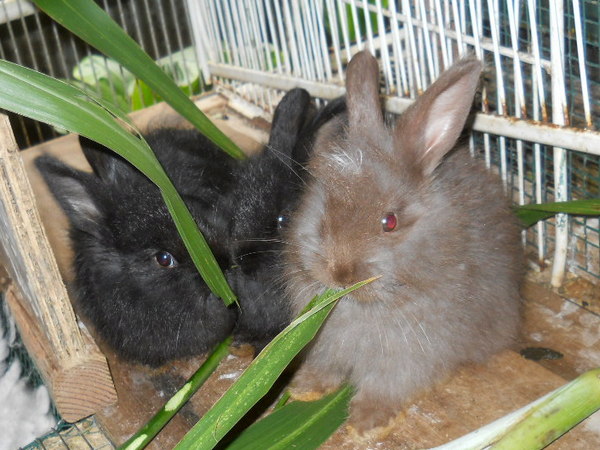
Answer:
329, 260, 359, 287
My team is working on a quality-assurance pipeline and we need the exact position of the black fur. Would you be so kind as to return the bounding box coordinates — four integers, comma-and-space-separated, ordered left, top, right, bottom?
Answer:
226, 91, 347, 348
35, 90, 345, 364
36, 129, 237, 366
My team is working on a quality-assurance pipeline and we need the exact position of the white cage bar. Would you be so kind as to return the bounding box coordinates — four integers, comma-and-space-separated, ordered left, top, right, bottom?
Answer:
1, 0, 598, 286
187, 0, 600, 286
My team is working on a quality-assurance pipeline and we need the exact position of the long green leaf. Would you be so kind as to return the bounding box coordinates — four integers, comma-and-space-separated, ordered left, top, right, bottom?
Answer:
516, 199, 600, 227
32, 0, 244, 160
119, 336, 233, 450
0, 59, 236, 305
432, 368, 600, 450
175, 278, 377, 450
226, 385, 353, 450
491, 368, 600, 449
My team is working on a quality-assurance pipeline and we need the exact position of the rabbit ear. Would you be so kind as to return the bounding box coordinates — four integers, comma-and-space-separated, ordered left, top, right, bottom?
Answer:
346, 51, 384, 137
35, 155, 105, 236
79, 135, 131, 182
267, 88, 312, 164
269, 88, 311, 151
293, 95, 347, 166
394, 57, 482, 176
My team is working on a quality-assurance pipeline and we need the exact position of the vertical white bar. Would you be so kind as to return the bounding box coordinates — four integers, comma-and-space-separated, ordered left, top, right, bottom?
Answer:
185, 0, 213, 83
417, 0, 437, 79
434, 0, 449, 67
314, 1, 333, 81
290, 1, 314, 80
468, 0, 489, 166
326, 0, 344, 82
349, 0, 365, 51
572, 0, 592, 127
389, 0, 410, 95
467, 0, 483, 56
507, 0, 526, 207
362, 0, 376, 54
375, 0, 393, 93
336, 0, 353, 65
526, 0, 548, 121
487, 0, 507, 183
281, 1, 302, 76
451, 0, 465, 55
271, 0, 292, 74
301, 0, 324, 80
550, 0, 569, 287
532, 72, 546, 262
402, 0, 423, 93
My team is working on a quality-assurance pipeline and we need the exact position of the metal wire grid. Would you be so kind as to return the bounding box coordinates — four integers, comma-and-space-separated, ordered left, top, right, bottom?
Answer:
23, 417, 115, 450
0, 0, 598, 284
188, 0, 600, 285
0, 0, 201, 148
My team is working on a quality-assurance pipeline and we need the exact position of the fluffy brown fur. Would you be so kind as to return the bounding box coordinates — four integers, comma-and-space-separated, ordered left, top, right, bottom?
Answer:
283, 51, 523, 430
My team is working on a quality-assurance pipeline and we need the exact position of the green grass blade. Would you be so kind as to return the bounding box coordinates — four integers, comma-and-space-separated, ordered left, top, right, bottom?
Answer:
119, 336, 233, 450
0, 59, 236, 305
491, 368, 600, 449
32, 0, 244, 160
174, 277, 377, 450
516, 199, 600, 227
226, 385, 353, 450
432, 368, 600, 450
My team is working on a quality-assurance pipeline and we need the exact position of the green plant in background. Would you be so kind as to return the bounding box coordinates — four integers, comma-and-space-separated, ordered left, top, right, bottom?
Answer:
71, 48, 203, 114
326, 0, 389, 44
33, 0, 243, 160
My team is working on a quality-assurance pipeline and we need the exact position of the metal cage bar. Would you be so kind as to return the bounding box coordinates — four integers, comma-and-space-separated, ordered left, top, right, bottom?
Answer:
188, 0, 600, 284
1, 0, 598, 284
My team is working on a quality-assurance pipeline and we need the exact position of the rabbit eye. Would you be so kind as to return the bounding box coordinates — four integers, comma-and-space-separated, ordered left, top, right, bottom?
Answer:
381, 213, 398, 232
277, 213, 290, 230
155, 251, 178, 268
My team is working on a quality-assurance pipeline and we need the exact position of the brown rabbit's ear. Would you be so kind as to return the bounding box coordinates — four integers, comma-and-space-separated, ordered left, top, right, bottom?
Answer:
394, 57, 482, 176
346, 50, 384, 137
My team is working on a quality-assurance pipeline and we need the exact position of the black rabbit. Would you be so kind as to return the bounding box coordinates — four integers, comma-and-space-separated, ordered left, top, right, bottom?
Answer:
36, 128, 238, 366
36, 88, 343, 364
225, 90, 347, 349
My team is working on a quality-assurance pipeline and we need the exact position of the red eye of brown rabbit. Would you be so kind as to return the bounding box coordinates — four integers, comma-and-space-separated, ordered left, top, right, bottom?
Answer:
381, 212, 398, 232
154, 250, 178, 268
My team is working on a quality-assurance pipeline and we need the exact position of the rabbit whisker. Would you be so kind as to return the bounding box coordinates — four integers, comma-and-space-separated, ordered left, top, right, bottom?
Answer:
265, 145, 308, 186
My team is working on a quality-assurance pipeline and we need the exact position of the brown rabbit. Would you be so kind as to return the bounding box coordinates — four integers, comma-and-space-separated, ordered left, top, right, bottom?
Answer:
283, 51, 522, 430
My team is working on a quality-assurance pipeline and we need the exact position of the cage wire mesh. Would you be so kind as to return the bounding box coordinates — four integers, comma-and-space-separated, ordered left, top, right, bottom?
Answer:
188, 0, 600, 286
23, 416, 115, 450
2, 0, 596, 285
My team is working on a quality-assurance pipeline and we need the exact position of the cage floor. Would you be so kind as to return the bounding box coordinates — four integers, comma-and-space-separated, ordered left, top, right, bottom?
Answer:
15, 93, 600, 449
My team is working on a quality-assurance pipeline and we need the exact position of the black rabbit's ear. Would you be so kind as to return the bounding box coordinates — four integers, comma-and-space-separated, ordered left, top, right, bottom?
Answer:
35, 154, 106, 236
293, 95, 347, 166
268, 88, 312, 160
78, 135, 132, 183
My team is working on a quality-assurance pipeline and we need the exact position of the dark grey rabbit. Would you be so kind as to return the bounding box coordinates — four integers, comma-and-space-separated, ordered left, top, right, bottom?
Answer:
225, 89, 347, 349
283, 51, 523, 430
35, 88, 340, 365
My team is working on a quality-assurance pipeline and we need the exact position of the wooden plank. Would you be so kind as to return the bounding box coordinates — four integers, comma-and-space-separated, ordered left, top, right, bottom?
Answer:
0, 115, 117, 422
